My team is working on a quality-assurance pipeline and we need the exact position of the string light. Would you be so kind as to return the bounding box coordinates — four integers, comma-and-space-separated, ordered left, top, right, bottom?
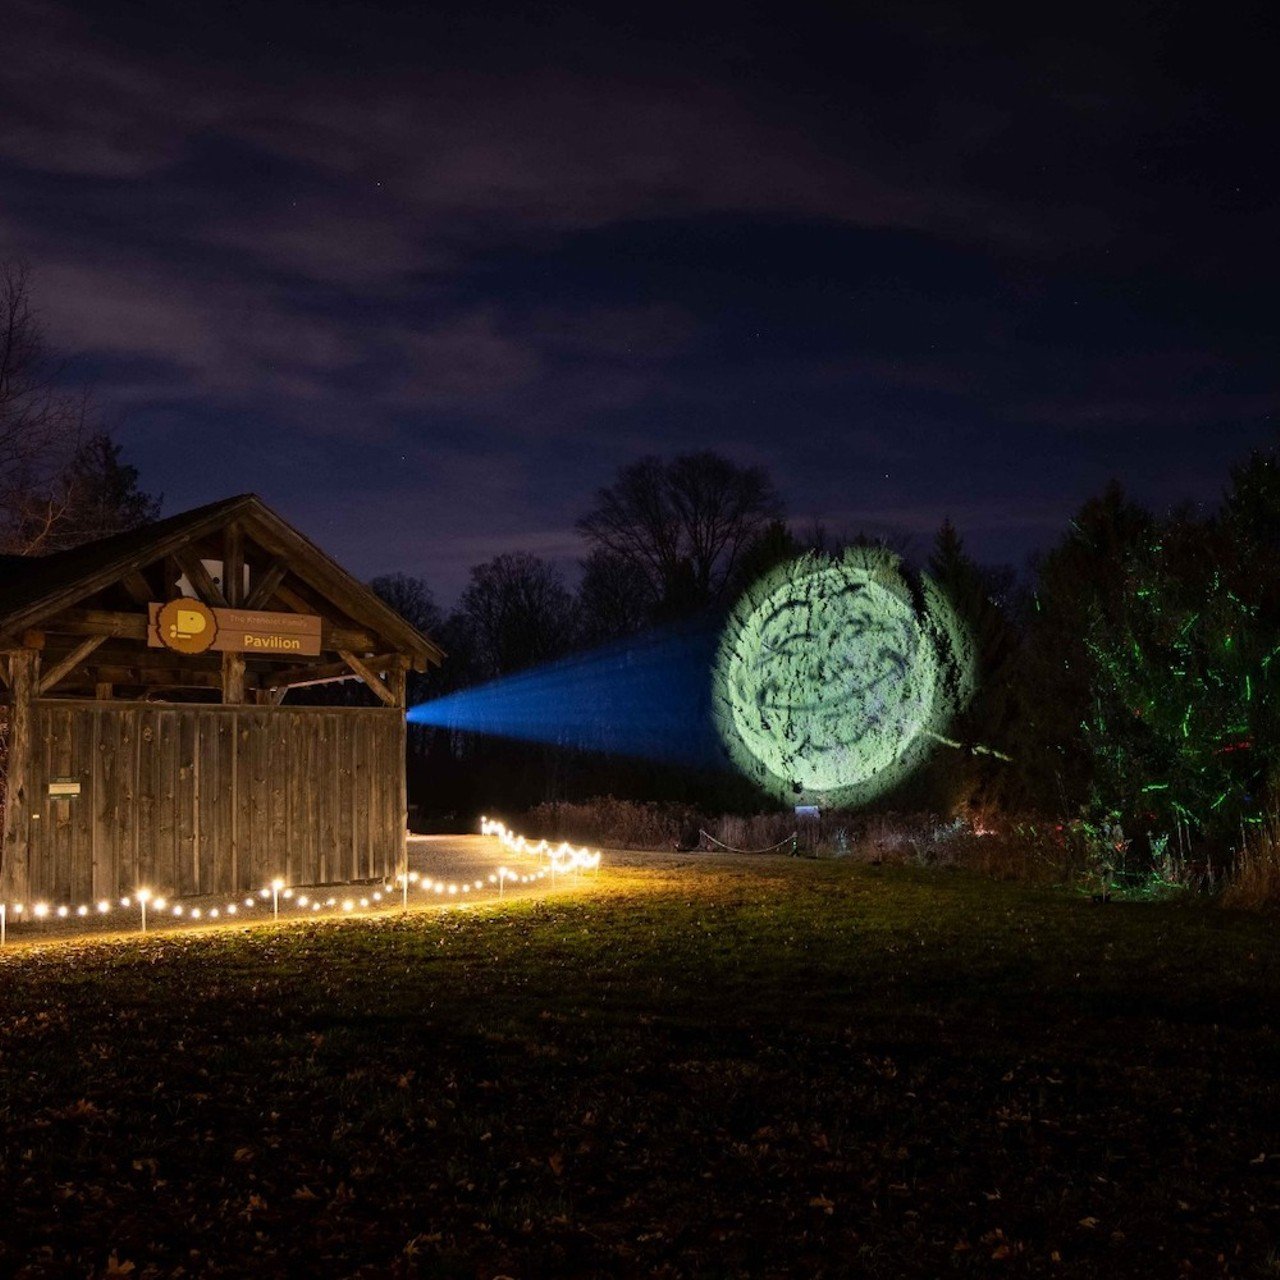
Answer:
480, 817, 604, 872
2, 818, 602, 943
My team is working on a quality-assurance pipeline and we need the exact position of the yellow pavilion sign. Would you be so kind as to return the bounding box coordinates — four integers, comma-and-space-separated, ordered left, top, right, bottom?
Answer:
149, 602, 322, 656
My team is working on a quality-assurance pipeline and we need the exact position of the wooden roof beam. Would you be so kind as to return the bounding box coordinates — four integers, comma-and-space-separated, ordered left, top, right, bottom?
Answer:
78, 666, 254, 690
41, 608, 147, 640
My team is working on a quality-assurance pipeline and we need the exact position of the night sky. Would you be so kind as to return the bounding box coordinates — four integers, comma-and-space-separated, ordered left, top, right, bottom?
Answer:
3, 0, 1276, 600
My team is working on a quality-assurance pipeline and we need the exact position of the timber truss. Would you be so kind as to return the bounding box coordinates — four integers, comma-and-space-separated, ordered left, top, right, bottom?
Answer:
0, 494, 443, 707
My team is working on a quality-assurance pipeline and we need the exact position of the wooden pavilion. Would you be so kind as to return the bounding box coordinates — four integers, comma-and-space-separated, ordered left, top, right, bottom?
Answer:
0, 495, 443, 908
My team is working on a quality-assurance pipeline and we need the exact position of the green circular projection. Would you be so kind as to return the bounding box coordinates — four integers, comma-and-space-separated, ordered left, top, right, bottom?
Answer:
713, 549, 974, 806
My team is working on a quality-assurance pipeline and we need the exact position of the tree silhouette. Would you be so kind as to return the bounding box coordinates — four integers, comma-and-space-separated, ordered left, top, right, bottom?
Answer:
577, 452, 783, 619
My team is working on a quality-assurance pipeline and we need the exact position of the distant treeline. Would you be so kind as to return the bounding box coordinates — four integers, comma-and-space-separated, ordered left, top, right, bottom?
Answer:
9, 259, 1280, 866
350, 439, 1280, 872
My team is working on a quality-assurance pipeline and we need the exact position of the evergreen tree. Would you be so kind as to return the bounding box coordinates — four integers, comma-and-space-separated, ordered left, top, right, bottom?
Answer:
1008, 482, 1153, 814
1083, 451, 1280, 844
925, 519, 1019, 813
39, 432, 161, 551
727, 519, 802, 601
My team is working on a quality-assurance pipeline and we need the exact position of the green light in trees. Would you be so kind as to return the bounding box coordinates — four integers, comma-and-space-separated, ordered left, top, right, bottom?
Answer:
713, 548, 975, 806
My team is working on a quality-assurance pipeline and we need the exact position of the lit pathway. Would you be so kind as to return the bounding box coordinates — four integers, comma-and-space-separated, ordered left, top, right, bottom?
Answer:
408, 832, 536, 881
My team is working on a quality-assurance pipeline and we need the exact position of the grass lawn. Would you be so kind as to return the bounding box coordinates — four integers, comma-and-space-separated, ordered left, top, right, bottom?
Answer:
1, 854, 1278, 1278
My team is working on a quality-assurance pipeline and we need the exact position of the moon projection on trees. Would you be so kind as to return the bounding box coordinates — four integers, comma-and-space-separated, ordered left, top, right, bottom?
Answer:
713, 549, 974, 806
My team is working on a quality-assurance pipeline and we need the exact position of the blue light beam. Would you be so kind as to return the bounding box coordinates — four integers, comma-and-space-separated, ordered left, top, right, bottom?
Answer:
406, 622, 724, 768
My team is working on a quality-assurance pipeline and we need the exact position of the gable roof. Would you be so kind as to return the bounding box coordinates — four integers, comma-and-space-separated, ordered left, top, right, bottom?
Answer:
0, 494, 444, 666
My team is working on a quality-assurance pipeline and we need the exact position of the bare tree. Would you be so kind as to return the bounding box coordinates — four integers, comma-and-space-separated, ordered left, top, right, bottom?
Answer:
0, 262, 89, 551
370, 573, 444, 717
457, 552, 577, 678
0, 264, 158, 553
576, 549, 653, 645
576, 452, 784, 616
370, 572, 442, 638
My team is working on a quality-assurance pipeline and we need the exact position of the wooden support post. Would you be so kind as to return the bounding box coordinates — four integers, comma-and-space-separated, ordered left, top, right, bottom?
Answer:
387, 655, 408, 708
222, 651, 246, 704
224, 522, 244, 607
95, 682, 113, 701
1, 649, 39, 903
394, 712, 408, 879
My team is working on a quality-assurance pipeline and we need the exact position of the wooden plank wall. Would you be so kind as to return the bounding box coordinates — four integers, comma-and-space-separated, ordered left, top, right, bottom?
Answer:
5, 700, 405, 903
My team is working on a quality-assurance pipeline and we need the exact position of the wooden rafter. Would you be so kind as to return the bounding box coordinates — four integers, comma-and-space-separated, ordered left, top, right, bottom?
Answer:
246, 557, 288, 609
0, 495, 440, 667
173, 548, 228, 607
272, 580, 329, 616
121, 569, 154, 606
0, 495, 443, 711
242, 509, 442, 666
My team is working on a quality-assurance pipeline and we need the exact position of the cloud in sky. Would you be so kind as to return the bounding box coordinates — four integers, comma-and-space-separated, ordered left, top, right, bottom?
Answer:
0, 0, 1275, 599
